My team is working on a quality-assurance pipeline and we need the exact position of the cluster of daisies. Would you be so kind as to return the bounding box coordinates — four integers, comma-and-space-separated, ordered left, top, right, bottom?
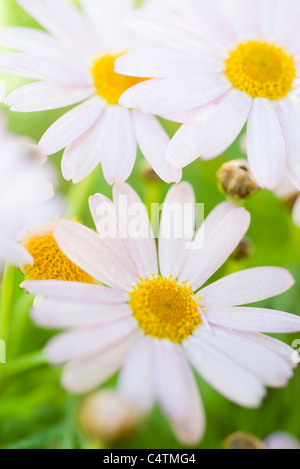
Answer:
1, 0, 300, 445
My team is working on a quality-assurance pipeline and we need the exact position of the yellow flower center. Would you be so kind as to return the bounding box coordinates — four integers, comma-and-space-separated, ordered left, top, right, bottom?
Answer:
128, 275, 202, 343
224, 41, 297, 100
91, 53, 146, 105
21, 226, 96, 283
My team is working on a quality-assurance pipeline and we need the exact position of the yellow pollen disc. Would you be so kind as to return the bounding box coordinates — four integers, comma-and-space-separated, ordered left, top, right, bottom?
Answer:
22, 227, 96, 283
224, 41, 297, 100
128, 275, 202, 343
91, 53, 147, 105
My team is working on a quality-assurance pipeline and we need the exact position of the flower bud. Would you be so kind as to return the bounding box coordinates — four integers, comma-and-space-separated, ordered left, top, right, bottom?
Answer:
231, 238, 254, 262
217, 160, 260, 199
223, 432, 265, 450
78, 389, 143, 444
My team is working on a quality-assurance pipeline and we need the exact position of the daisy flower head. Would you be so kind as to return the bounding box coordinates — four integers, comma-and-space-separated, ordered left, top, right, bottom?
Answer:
116, 0, 300, 190
0, 115, 58, 268
0, 0, 180, 185
22, 182, 300, 444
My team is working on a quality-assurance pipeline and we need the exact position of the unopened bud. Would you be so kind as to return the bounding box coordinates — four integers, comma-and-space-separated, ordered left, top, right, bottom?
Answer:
78, 389, 143, 444
217, 160, 260, 199
223, 432, 265, 450
231, 238, 254, 262
139, 160, 162, 183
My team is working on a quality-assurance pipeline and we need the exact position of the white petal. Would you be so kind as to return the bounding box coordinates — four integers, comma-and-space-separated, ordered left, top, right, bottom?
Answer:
159, 182, 195, 278
265, 432, 300, 450
205, 306, 300, 333
185, 336, 266, 408
61, 330, 139, 394
118, 336, 155, 412
113, 183, 158, 277
247, 99, 286, 190
0, 53, 90, 86
180, 205, 250, 290
275, 101, 300, 191
54, 221, 139, 290
31, 299, 131, 329
132, 110, 181, 183
194, 326, 293, 388
39, 97, 105, 155
155, 341, 205, 445
200, 267, 295, 307
62, 118, 103, 183
21, 279, 127, 303
45, 317, 136, 364
99, 106, 137, 185
167, 90, 251, 166
6, 82, 94, 112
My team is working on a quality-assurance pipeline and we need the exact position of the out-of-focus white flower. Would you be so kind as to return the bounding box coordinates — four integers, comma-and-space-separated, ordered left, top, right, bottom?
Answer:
22, 182, 300, 444
0, 0, 180, 185
0, 116, 58, 267
224, 431, 300, 449
116, 0, 300, 190
264, 432, 300, 450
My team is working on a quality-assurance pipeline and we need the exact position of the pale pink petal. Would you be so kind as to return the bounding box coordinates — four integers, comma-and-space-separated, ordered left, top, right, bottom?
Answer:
0, 53, 90, 86
247, 98, 286, 190
54, 221, 139, 290
61, 330, 139, 393
62, 118, 103, 183
6, 82, 94, 112
205, 307, 300, 333
113, 183, 158, 277
185, 336, 266, 408
31, 300, 131, 329
200, 267, 295, 307
45, 317, 137, 365
99, 106, 137, 185
265, 432, 300, 450
132, 110, 181, 183
120, 73, 230, 114
155, 341, 205, 445
0, 242, 33, 267
194, 326, 293, 388
275, 101, 300, 191
21, 280, 127, 303
180, 205, 250, 290
39, 97, 105, 155
159, 182, 195, 278
118, 336, 155, 412
115, 49, 208, 78
167, 90, 251, 166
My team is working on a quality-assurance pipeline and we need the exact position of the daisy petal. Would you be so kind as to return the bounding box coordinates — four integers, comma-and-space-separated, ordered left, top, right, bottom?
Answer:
61, 330, 139, 394
180, 205, 250, 290
205, 306, 300, 333
247, 98, 286, 190
54, 221, 139, 290
132, 110, 181, 183
45, 317, 136, 364
185, 336, 266, 408
6, 82, 94, 112
62, 118, 103, 183
39, 97, 105, 155
99, 107, 137, 185
155, 341, 205, 445
159, 182, 195, 278
200, 267, 295, 307
118, 336, 155, 412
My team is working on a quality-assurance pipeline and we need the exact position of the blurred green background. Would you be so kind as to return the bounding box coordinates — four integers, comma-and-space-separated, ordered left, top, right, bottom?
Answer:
0, 0, 300, 449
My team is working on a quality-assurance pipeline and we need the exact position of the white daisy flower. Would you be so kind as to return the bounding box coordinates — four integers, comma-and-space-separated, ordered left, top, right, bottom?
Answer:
116, 0, 300, 190
0, 114, 57, 267
275, 174, 300, 228
264, 432, 300, 450
22, 182, 299, 444
0, 0, 180, 185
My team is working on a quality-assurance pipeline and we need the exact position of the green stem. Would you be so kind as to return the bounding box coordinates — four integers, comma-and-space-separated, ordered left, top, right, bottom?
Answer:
0, 264, 14, 342
8, 293, 34, 358
1, 350, 47, 377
